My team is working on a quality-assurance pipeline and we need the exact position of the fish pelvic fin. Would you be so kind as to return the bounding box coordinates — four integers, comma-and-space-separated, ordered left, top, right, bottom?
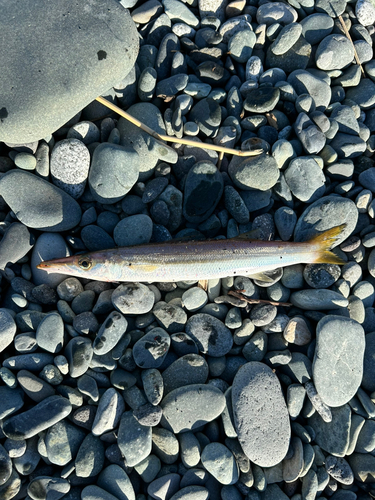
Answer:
308, 224, 347, 265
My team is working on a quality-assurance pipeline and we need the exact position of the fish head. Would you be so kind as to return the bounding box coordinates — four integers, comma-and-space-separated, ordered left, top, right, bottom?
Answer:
36, 253, 109, 281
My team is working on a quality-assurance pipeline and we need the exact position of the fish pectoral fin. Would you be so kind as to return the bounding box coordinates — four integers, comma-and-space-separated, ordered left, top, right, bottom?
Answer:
245, 272, 275, 283
235, 229, 262, 240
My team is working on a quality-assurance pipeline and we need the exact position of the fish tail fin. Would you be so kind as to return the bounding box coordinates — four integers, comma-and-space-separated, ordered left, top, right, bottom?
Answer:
307, 224, 347, 265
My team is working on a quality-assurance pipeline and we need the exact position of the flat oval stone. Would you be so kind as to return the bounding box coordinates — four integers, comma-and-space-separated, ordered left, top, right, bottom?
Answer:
45, 420, 86, 466
232, 361, 290, 467
0, 0, 139, 143
118, 411, 152, 467
308, 404, 351, 457
228, 154, 279, 191
290, 289, 348, 310
2, 395, 72, 440
89, 143, 140, 204
183, 161, 224, 223
0, 387, 24, 420
185, 314, 233, 357
97, 465, 135, 500
160, 384, 225, 433
0, 171, 81, 232
294, 195, 358, 246
313, 316, 365, 407
201, 442, 239, 485
36, 312, 64, 354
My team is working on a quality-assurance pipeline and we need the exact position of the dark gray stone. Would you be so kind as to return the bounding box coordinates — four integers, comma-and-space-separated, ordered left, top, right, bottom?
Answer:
2, 395, 72, 440
45, 420, 86, 466
308, 404, 351, 457
118, 411, 152, 466
162, 354, 209, 394
183, 161, 224, 223
0, 223, 34, 271
75, 433, 105, 478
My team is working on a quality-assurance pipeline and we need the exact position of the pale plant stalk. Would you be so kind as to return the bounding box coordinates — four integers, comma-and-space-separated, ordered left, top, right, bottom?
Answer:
96, 95, 264, 159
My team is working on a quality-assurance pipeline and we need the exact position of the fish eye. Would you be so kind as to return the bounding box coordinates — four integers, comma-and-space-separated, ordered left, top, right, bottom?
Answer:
78, 256, 92, 270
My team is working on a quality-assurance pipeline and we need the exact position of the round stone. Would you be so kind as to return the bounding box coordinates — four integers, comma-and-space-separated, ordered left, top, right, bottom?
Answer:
228, 154, 279, 191
50, 139, 90, 199
112, 283, 155, 315
313, 316, 365, 407
256, 2, 298, 25
160, 384, 225, 434
162, 354, 208, 394
185, 314, 233, 357
183, 161, 224, 223
284, 316, 312, 346
114, 215, 153, 246
89, 143, 140, 204
303, 264, 341, 289
0, 170, 81, 232
232, 362, 290, 467
316, 34, 354, 70
36, 312, 64, 353
133, 328, 170, 368
201, 443, 239, 485
294, 195, 358, 246
244, 88, 280, 113
189, 98, 222, 138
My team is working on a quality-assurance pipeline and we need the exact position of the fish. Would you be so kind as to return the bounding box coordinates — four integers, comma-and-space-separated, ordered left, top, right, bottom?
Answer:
36, 224, 347, 283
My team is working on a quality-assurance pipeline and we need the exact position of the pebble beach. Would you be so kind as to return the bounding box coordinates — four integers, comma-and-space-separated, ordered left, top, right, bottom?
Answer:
1, 0, 375, 499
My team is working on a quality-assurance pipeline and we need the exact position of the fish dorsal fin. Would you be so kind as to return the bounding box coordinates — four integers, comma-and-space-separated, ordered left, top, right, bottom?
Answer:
245, 272, 275, 283
235, 229, 262, 240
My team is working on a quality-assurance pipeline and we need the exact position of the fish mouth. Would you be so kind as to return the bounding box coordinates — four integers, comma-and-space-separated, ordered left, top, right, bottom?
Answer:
36, 256, 74, 271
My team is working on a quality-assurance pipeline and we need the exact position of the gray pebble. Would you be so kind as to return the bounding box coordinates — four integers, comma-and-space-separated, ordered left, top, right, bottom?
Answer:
118, 411, 152, 467
133, 327, 170, 368
161, 383, 225, 433
185, 314, 233, 356
2, 395, 71, 440
201, 442, 238, 485
112, 283, 155, 315
232, 362, 290, 467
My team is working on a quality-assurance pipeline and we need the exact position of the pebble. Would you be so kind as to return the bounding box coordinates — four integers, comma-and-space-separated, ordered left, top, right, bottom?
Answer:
112, 283, 155, 315
162, 354, 208, 394
91, 388, 125, 436
185, 314, 233, 356
284, 316, 312, 346
160, 384, 225, 433
36, 312, 64, 353
133, 327, 170, 368
45, 419, 85, 465
232, 362, 290, 467
0, 170, 81, 231
0, 223, 34, 271
308, 404, 351, 457
201, 443, 238, 485
228, 154, 279, 191
50, 139, 90, 199
118, 411, 152, 467
89, 143, 140, 204
1, 0, 138, 143
183, 161, 224, 223
290, 289, 348, 310
2, 395, 72, 440
75, 433, 105, 477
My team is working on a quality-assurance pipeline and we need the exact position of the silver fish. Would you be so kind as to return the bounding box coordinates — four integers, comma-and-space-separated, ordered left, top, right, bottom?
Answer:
37, 225, 346, 283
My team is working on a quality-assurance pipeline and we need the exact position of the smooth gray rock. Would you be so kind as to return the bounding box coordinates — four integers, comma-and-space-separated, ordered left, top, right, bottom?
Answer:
288, 69, 331, 111
16, 370, 55, 403
313, 316, 365, 407
118, 411, 152, 467
160, 384, 225, 433
75, 433, 105, 478
0, 170, 81, 232
93, 311, 128, 355
290, 289, 348, 310
229, 154, 279, 191
294, 195, 358, 245
0, 223, 34, 271
162, 354, 209, 394
0, 387, 24, 420
0, 310, 16, 353
201, 442, 238, 485
36, 312, 64, 353
185, 314, 233, 357
89, 143, 140, 204
118, 103, 178, 181
183, 161, 224, 224
2, 395, 72, 440
45, 420, 86, 466
91, 388, 125, 436
0, 0, 139, 143
112, 283, 155, 315
82, 485, 119, 500
97, 465, 135, 500
232, 362, 290, 467
308, 404, 351, 457
363, 332, 375, 392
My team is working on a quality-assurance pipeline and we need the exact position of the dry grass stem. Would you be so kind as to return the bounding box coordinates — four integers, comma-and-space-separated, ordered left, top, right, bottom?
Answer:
228, 290, 292, 307
338, 14, 365, 76
96, 96, 264, 158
